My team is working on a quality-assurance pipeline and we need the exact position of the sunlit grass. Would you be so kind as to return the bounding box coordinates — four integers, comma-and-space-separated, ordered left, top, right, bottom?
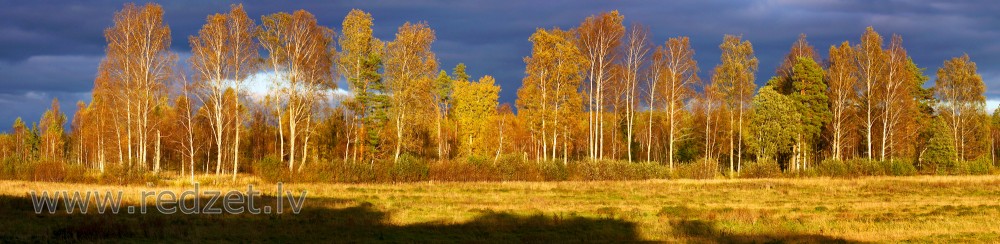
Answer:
1, 175, 999, 242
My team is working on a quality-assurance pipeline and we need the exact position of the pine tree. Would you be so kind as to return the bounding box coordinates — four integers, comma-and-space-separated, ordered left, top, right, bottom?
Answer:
921, 117, 957, 174
789, 57, 830, 170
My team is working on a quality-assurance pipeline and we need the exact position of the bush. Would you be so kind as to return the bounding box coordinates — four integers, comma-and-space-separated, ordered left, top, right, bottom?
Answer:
813, 159, 915, 177
32, 161, 67, 182
430, 160, 493, 181
740, 158, 781, 178
0, 157, 39, 180
0, 157, 14, 180
855, 159, 884, 176
955, 157, 995, 175
298, 161, 338, 183
63, 164, 92, 183
495, 154, 542, 181
337, 160, 380, 183
568, 160, 670, 181
252, 155, 289, 183
885, 160, 916, 176
319, 159, 396, 183
99, 164, 151, 185
540, 161, 569, 181
815, 159, 851, 177
391, 154, 429, 182
428, 154, 542, 182
858, 159, 915, 176
674, 158, 720, 179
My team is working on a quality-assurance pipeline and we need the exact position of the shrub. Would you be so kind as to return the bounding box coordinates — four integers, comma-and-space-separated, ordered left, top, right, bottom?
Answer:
465, 155, 491, 166
956, 157, 995, 175
298, 161, 338, 183
0, 157, 19, 180
252, 155, 289, 183
430, 160, 492, 181
63, 164, 92, 183
740, 158, 781, 178
851, 159, 915, 176
814, 159, 914, 177
0, 157, 38, 180
674, 158, 720, 179
32, 161, 67, 182
391, 154, 429, 182
495, 154, 542, 181
815, 159, 850, 177
854, 159, 883, 176
540, 161, 569, 181
99, 164, 150, 185
342, 160, 381, 183
885, 160, 916, 176
568, 160, 670, 181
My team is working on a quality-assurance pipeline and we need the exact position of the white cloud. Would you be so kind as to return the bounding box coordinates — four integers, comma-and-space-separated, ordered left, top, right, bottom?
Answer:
987, 99, 1000, 113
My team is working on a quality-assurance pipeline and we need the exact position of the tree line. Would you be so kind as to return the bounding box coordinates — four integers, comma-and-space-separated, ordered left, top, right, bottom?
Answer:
0, 4, 995, 182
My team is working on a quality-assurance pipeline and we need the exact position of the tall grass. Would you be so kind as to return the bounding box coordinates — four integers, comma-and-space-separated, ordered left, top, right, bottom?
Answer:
3, 153, 998, 184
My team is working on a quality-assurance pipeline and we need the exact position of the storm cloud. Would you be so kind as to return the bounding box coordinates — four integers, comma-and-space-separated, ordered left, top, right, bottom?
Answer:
1, 0, 999, 130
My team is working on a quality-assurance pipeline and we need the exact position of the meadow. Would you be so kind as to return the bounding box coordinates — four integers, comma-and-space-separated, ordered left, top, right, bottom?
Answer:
1, 175, 999, 242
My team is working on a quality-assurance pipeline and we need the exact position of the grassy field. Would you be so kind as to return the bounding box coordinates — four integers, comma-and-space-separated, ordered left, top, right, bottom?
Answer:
1, 176, 999, 242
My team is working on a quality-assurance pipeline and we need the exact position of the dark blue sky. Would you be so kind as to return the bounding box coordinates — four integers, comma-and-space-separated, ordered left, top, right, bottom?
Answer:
1, 0, 999, 130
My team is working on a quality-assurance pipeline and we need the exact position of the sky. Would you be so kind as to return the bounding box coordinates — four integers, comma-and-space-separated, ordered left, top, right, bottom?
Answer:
1, 0, 999, 130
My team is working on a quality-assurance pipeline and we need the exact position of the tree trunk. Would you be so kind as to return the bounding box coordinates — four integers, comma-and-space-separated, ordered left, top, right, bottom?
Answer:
289, 108, 297, 172
394, 113, 403, 163
647, 93, 654, 162
436, 108, 443, 161
154, 130, 161, 173
344, 116, 352, 163
729, 110, 734, 176
737, 102, 744, 174
495, 117, 504, 163
298, 114, 311, 173
233, 117, 241, 181
668, 94, 676, 169
278, 104, 285, 167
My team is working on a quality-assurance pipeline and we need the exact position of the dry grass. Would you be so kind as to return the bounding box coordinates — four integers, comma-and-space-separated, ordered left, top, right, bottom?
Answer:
1, 175, 999, 242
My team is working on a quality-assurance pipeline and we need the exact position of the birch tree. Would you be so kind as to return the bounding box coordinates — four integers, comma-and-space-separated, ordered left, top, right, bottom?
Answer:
189, 4, 259, 179
517, 28, 584, 162
879, 34, 913, 160
713, 34, 757, 175
827, 42, 857, 160
854, 26, 885, 160
654, 36, 699, 168
259, 10, 335, 172
935, 54, 986, 161
38, 99, 66, 162
619, 24, 649, 162
101, 3, 175, 170
575, 11, 623, 160
384, 22, 437, 163
453, 76, 501, 156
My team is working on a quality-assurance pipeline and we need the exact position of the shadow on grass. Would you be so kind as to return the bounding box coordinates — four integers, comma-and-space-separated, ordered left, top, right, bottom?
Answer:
0, 193, 862, 242
671, 219, 858, 243
0, 194, 642, 242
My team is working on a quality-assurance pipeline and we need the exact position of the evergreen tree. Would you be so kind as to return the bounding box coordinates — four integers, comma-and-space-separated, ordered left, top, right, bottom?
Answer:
745, 85, 800, 165
362, 53, 390, 155
789, 57, 830, 168
921, 117, 957, 174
